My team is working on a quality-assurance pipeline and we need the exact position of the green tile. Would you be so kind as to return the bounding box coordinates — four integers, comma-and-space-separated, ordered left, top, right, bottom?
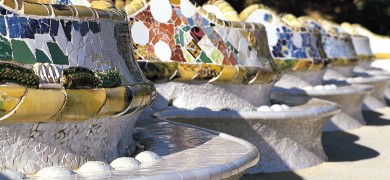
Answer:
199, 52, 212, 63
47, 42, 68, 65
0, 36, 12, 61
11, 40, 36, 64
36, 49, 51, 63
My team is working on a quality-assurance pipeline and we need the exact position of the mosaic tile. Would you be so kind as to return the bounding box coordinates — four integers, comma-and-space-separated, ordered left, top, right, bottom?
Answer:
36, 49, 52, 63
0, 36, 12, 60
11, 40, 37, 64
236, 3, 327, 70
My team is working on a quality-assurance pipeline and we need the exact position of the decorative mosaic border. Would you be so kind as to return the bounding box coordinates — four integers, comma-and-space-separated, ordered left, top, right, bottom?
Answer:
138, 61, 280, 84
0, 81, 156, 124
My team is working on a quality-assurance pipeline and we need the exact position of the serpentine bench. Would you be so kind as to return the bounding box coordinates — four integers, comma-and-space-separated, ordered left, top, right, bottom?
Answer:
0, 0, 156, 174
229, 3, 373, 131
124, 0, 341, 173
301, 18, 390, 110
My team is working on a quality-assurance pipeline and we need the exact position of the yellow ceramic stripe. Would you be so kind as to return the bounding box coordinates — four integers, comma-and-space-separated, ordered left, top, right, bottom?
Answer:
0, 85, 26, 120
239, 4, 274, 21
209, 65, 237, 83
2, 89, 66, 123
352, 24, 390, 39
122, 84, 143, 115
249, 68, 272, 84
23, 2, 51, 16
170, 64, 200, 81
192, 64, 223, 80
124, 0, 147, 16
231, 66, 256, 84
3, 0, 17, 9
49, 89, 107, 122
357, 55, 375, 61
97, 87, 128, 117
375, 54, 390, 59
205, 0, 241, 21
281, 14, 306, 31
292, 59, 311, 71
140, 61, 178, 80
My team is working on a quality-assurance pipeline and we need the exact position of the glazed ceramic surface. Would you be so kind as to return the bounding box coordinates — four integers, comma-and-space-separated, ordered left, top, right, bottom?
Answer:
239, 5, 327, 71
125, 0, 280, 84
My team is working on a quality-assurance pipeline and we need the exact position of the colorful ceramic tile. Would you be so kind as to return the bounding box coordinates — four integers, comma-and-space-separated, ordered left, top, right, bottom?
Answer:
11, 40, 37, 64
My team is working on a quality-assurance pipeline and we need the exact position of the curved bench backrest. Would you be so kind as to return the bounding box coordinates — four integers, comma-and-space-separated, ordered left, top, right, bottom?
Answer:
237, 4, 326, 70
300, 17, 357, 64
350, 23, 390, 58
341, 23, 374, 61
124, 0, 274, 67
0, 0, 145, 85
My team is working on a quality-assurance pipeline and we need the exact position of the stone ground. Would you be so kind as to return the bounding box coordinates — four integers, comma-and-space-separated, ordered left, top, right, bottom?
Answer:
242, 107, 390, 180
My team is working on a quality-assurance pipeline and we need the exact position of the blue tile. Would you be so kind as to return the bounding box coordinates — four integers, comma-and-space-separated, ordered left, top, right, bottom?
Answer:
50, 19, 59, 36
19, 17, 34, 39
39, 18, 50, 34
60, 20, 72, 41
88, 22, 100, 33
29, 18, 40, 34
79, 21, 89, 36
0, 16, 6, 36
6, 15, 20, 38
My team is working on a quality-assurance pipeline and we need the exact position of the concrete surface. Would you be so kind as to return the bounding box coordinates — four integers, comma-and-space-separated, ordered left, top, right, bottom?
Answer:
242, 107, 390, 179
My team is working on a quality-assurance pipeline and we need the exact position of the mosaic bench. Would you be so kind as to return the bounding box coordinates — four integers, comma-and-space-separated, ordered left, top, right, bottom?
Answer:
121, 0, 341, 173
125, 0, 280, 111
234, 4, 374, 131
0, 0, 156, 174
302, 17, 390, 110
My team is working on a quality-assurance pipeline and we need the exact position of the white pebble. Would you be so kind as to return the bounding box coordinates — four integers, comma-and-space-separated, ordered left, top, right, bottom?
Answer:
324, 84, 337, 90
314, 85, 325, 90
36, 166, 74, 178
110, 157, 140, 170
0, 170, 26, 179
77, 161, 113, 173
257, 106, 273, 112
303, 86, 314, 90
281, 104, 290, 110
270, 104, 283, 112
135, 151, 162, 164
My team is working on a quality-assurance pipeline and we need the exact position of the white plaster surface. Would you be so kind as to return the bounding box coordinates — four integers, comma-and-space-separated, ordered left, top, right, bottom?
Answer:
24, 114, 259, 179
324, 66, 390, 110
273, 85, 373, 131
152, 81, 275, 111
0, 169, 26, 179
0, 112, 140, 174
161, 97, 340, 173
275, 70, 326, 89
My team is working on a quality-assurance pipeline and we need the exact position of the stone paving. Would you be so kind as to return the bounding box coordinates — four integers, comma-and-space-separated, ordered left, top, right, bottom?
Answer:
242, 107, 390, 179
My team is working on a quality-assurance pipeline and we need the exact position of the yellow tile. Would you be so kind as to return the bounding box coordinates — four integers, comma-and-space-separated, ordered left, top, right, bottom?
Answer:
192, 64, 223, 80
52, 4, 75, 17
74, 6, 96, 19
0, 85, 26, 121
49, 89, 106, 122
23, 2, 50, 16
2, 89, 65, 123
170, 64, 200, 81
3, 0, 16, 10
97, 86, 128, 117
209, 65, 237, 83
232, 66, 259, 84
